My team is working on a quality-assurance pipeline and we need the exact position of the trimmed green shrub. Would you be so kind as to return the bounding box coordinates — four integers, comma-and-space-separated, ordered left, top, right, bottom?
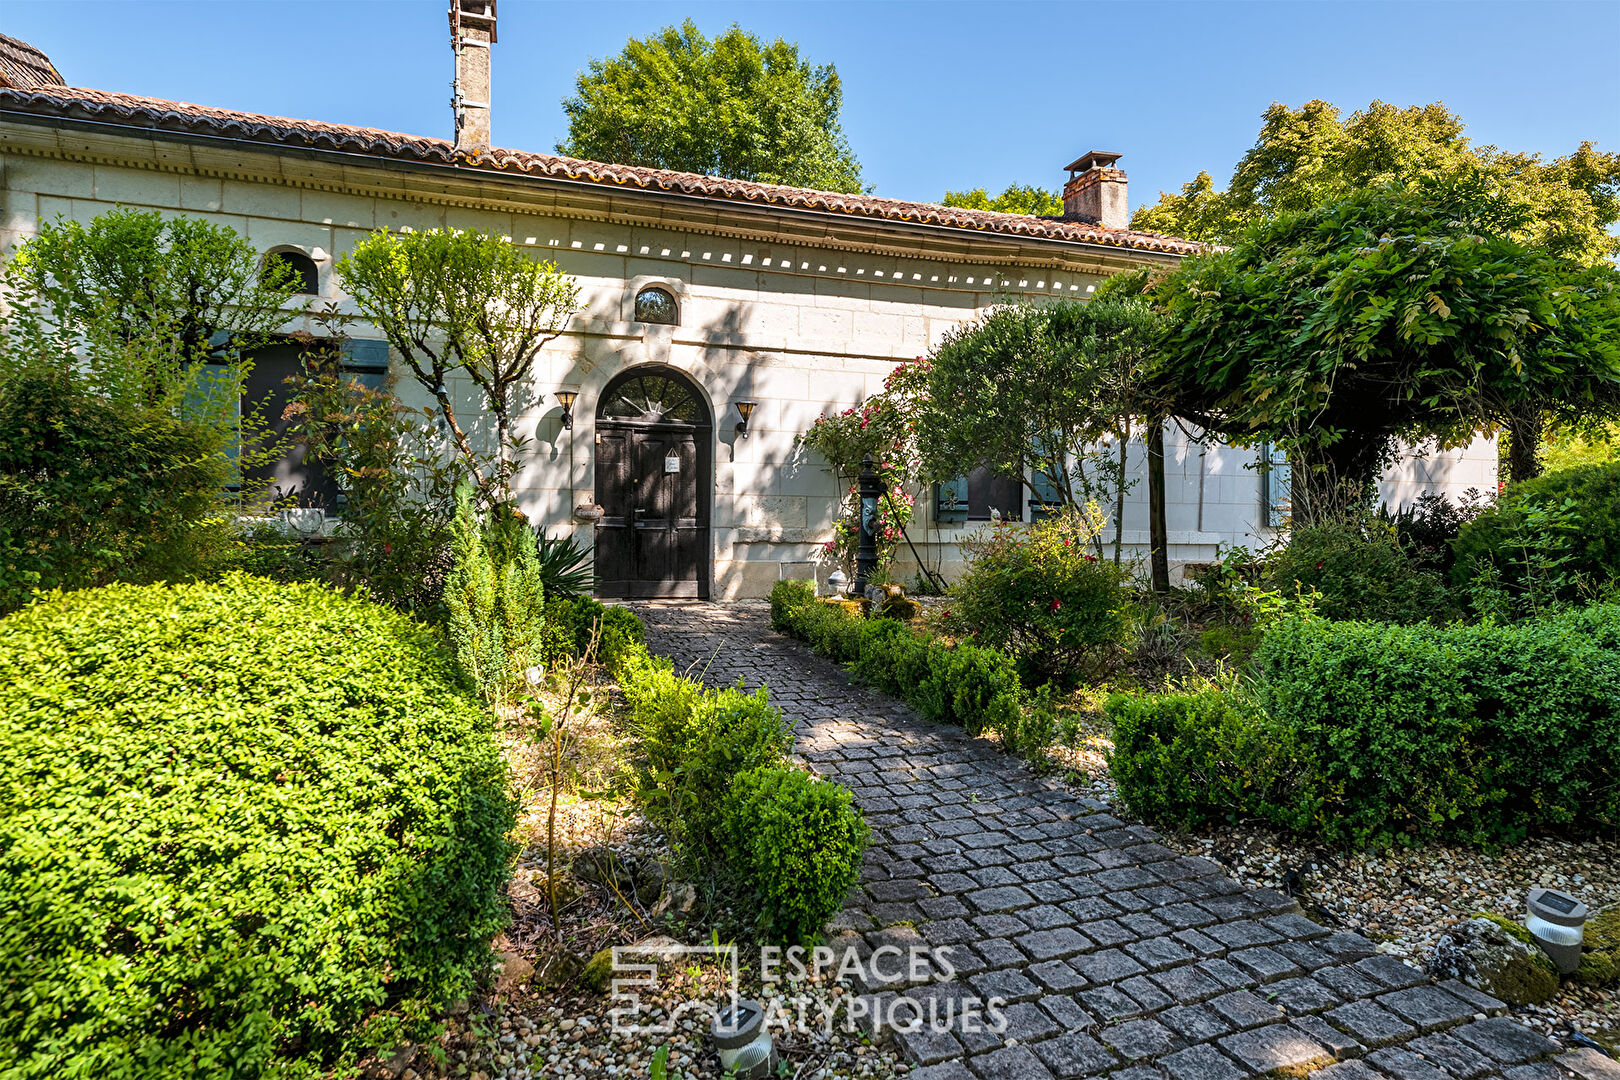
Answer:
1257, 607, 1620, 846
769, 578, 817, 630
772, 589, 1024, 735
0, 369, 232, 613
1107, 690, 1313, 832
722, 765, 869, 945
540, 595, 644, 673
1265, 519, 1455, 623
950, 513, 1130, 684
1453, 461, 1620, 609
630, 669, 793, 854
0, 575, 516, 1079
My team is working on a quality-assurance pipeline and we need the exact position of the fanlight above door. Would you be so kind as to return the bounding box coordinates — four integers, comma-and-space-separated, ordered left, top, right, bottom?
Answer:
598, 370, 706, 424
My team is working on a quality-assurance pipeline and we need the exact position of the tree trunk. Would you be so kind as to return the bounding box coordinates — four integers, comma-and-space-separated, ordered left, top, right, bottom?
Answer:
1147, 419, 1169, 593
1505, 409, 1543, 486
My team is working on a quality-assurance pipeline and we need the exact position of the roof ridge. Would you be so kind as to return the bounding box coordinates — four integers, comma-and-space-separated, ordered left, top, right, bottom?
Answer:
0, 84, 1203, 256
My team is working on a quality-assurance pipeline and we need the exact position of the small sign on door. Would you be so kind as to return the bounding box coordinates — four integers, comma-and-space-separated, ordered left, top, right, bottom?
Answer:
664, 454, 681, 474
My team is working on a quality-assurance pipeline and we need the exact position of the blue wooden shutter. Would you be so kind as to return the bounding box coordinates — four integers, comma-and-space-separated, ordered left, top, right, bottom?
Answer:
934, 475, 969, 524
1029, 436, 1064, 520
1260, 441, 1291, 527
342, 338, 390, 390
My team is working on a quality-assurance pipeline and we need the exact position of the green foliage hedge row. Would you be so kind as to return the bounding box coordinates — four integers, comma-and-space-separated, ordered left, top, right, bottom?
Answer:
0, 575, 517, 1079
604, 613, 865, 945
769, 580, 1022, 735
1109, 605, 1620, 847
1264, 520, 1455, 623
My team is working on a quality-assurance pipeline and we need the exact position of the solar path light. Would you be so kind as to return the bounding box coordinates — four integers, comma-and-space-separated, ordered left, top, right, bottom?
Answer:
710, 998, 775, 1078
1526, 887, 1587, 974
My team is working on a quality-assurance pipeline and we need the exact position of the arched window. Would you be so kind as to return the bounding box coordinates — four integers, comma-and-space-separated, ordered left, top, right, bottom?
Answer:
598, 368, 706, 424
633, 285, 678, 325
264, 249, 319, 295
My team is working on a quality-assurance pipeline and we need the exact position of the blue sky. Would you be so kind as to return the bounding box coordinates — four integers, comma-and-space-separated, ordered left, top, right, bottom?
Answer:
8, 1, 1618, 213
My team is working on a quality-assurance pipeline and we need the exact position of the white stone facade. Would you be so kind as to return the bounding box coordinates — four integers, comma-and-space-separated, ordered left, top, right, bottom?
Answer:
0, 118, 1497, 598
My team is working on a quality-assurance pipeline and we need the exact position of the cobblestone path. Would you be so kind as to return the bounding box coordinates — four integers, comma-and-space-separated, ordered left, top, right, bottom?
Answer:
629, 601, 1615, 1080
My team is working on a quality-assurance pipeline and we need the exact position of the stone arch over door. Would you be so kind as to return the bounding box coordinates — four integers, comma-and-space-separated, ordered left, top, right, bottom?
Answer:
592, 365, 713, 598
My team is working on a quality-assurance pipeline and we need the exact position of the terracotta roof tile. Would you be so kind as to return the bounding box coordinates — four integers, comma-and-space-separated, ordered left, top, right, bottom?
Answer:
0, 85, 1203, 256
0, 35, 65, 90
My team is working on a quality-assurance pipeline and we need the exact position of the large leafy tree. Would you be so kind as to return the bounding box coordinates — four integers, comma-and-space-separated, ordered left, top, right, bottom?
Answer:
558, 20, 864, 193
1150, 178, 1620, 519
336, 229, 580, 503
1134, 100, 1620, 266
941, 184, 1062, 216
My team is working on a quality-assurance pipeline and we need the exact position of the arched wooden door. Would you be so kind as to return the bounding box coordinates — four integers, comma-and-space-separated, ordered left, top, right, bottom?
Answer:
593, 367, 712, 598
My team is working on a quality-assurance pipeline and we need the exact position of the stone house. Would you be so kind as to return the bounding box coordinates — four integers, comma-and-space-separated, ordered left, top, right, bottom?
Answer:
0, 20, 1496, 599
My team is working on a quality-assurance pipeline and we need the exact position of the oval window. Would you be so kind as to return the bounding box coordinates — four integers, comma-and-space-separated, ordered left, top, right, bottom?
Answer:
264, 249, 319, 295
633, 286, 678, 325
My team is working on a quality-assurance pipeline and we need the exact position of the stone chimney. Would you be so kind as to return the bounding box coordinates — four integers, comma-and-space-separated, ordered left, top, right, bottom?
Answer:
1062, 151, 1128, 229
450, 0, 496, 152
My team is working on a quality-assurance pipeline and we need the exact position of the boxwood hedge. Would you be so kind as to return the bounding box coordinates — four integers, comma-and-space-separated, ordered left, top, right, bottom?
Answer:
0, 575, 516, 1079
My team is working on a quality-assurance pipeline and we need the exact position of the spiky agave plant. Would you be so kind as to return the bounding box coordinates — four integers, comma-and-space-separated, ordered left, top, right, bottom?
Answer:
532, 527, 596, 598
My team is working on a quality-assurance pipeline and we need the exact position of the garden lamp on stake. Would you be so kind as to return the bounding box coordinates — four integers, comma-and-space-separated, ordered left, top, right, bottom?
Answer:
854, 454, 880, 595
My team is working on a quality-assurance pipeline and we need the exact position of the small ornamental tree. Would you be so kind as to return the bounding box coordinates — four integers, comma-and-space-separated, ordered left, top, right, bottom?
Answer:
897, 292, 1164, 573
1151, 177, 1620, 513
335, 229, 581, 502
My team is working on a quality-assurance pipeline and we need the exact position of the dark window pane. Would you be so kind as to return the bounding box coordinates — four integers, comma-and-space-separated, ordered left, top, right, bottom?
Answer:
634, 286, 678, 325
244, 342, 337, 510
264, 250, 319, 295
967, 464, 1021, 521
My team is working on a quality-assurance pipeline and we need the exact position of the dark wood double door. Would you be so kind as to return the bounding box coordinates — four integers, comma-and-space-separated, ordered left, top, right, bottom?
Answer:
594, 422, 711, 598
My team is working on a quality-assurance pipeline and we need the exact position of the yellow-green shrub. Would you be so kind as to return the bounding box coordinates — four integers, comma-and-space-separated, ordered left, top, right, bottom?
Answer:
0, 575, 516, 1079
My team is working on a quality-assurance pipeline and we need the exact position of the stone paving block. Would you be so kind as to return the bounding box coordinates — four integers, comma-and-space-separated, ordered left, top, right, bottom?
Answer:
1355, 956, 1428, 990
1274, 940, 1337, 972
987, 1000, 1061, 1045
1119, 974, 1174, 1013
1162, 1004, 1234, 1042
1368, 1047, 1451, 1080
1315, 965, 1386, 1000
1151, 963, 1227, 1004
1111, 1067, 1170, 1080
895, 1023, 967, 1066
1504, 1065, 1567, 1080
1377, 985, 1479, 1032
932, 872, 980, 894
911, 1062, 977, 1080
1102, 1018, 1178, 1061
1159, 902, 1220, 930
1324, 1001, 1418, 1048
920, 894, 971, 920
970, 866, 1026, 889
1219, 1022, 1334, 1073
1435, 979, 1506, 1015
1083, 984, 1148, 1022
1319, 932, 1378, 960
975, 937, 1027, 968
967, 885, 1036, 912
1210, 990, 1287, 1030
1208, 921, 1285, 949
1122, 913, 1173, 938
1041, 993, 1094, 1032
1024, 903, 1081, 930
1268, 913, 1333, 940
973, 913, 1031, 938
1072, 948, 1148, 984
1198, 958, 1253, 990
1291, 1014, 1363, 1061
1554, 1049, 1620, 1080
923, 918, 979, 946
971, 1044, 1058, 1080
1066, 897, 1126, 921
1080, 919, 1137, 948
1175, 929, 1226, 957
1405, 1033, 1498, 1079
1128, 937, 1199, 972
1229, 946, 1303, 983
969, 968, 1041, 1004
1162, 1044, 1249, 1080
1032, 1033, 1120, 1079
1267, 976, 1341, 1014
1020, 927, 1093, 961
1313, 1061, 1387, 1080
1452, 1018, 1559, 1065
1031, 958, 1089, 992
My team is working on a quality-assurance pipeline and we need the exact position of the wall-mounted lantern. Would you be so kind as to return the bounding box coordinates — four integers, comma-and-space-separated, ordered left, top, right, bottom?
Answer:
556, 389, 579, 430
1527, 888, 1587, 974
734, 399, 758, 439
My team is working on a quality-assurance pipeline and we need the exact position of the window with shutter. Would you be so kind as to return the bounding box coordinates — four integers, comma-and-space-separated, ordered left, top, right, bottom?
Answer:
1029, 437, 1064, 520
1259, 441, 1291, 527
934, 475, 969, 524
